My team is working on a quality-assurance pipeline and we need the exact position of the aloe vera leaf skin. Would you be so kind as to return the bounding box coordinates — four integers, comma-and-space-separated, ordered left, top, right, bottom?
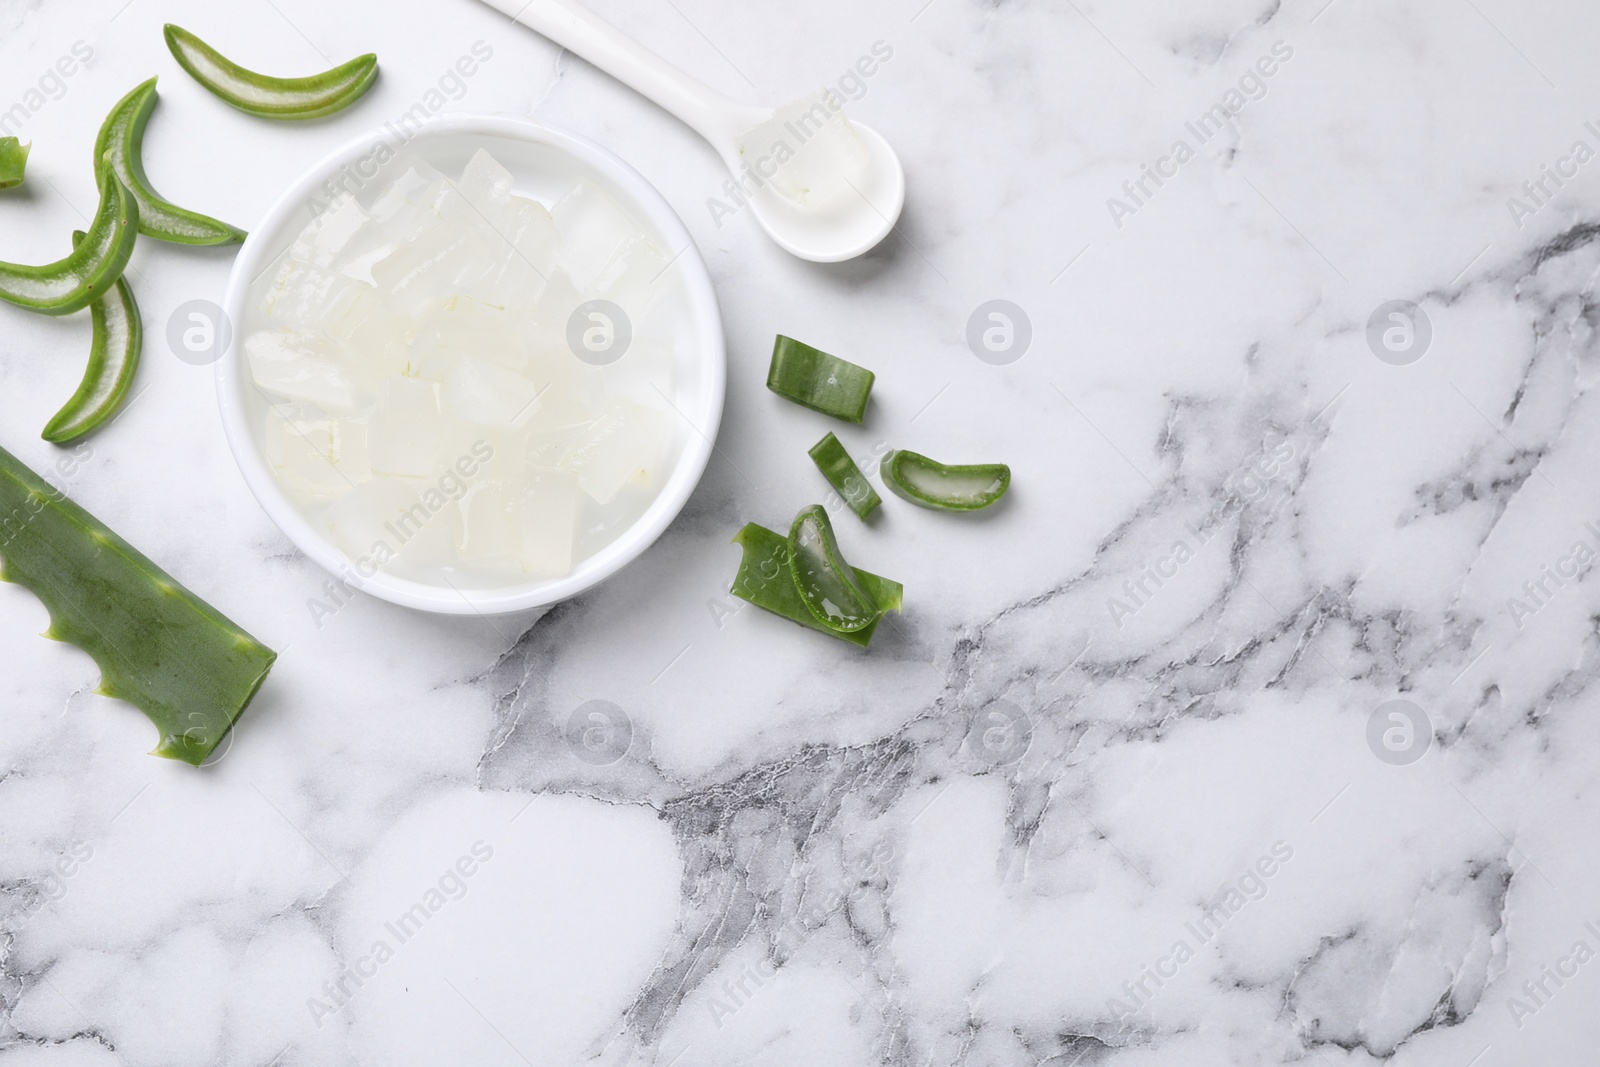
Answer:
0, 137, 29, 189
729, 523, 901, 647
808, 432, 881, 520
95, 78, 246, 245
42, 230, 143, 445
0, 165, 138, 316
164, 24, 379, 121
766, 335, 875, 422
0, 445, 276, 765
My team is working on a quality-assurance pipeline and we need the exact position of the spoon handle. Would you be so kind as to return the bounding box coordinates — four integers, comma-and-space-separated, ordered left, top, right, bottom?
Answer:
477, 0, 763, 147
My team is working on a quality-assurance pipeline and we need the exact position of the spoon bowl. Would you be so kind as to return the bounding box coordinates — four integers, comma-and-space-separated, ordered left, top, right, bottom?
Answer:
478, 0, 906, 262
728, 122, 906, 263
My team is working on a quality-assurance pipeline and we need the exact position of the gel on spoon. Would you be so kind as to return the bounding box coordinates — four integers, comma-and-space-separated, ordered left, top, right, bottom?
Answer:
475, 0, 906, 262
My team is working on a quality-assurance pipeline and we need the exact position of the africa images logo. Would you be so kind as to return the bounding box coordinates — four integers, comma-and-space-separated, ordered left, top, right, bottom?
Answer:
1105, 41, 1294, 229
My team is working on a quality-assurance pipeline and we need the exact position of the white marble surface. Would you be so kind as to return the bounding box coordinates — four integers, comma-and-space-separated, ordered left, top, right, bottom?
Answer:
3, 0, 1600, 1063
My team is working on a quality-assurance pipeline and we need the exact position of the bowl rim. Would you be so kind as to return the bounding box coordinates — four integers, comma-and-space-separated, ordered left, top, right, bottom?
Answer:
217, 113, 725, 615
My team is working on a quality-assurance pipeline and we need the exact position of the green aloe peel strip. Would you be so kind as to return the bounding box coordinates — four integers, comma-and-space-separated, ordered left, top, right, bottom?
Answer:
0, 138, 29, 190
0, 163, 138, 316
808, 432, 881, 521
164, 24, 379, 120
43, 231, 143, 444
766, 335, 875, 422
0, 444, 276, 765
880, 449, 1010, 511
730, 523, 901, 647
96, 78, 246, 245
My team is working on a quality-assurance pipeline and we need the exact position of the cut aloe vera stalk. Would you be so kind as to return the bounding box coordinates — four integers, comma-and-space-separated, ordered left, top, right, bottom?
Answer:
808, 432, 880, 521
0, 163, 138, 316
766, 335, 874, 422
787, 504, 881, 632
96, 78, 246, 245
880, 449, 1010, 511
729, 523, 901, 647
0, 137, 29, 190
0, 444, 276, 764
43, 231, 142, 444
164, 24, 379, 121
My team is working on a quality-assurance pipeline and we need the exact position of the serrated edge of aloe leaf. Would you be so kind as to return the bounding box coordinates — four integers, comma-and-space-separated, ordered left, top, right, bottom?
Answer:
165, 24, 379, 121
42, 231, 142, 444
0, 443, 277, 766
880, 449, 1011, 511
0, 164, 138, 316
0, 137, 29, 190
96, 78, 246, 246
786, 504, 880, 633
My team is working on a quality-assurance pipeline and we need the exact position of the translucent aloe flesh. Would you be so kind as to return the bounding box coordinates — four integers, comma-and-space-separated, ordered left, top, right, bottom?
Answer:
730, 522, 901, 647
0, 445, 276, 764
96, 78, 246, 245
42, 231, 142, 444
0, 165, 138, 315
787, 504, 879, 632
164, 24, 379, 121
880, 449, 1010, 511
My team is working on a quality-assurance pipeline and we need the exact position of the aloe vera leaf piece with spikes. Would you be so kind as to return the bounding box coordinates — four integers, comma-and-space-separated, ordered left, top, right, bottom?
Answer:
0, 444, 276, 764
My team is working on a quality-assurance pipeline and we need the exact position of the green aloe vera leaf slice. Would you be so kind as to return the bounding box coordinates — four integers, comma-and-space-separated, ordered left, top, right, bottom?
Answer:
95, 78, 246, 245
0, 137, 30, 190
808, 432, 881, 521
766, 335, 874, 422
0, 163, 138, 316
786, 504, 882, 633
0, 444, 277, 764
164, 24, 379, 121
880, 449, 1010, 511
729, 523, 901, 647
42, 231, 142, 444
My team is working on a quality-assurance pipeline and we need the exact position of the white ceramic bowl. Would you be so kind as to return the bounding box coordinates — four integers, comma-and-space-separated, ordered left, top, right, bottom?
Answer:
218, 114, 725, 615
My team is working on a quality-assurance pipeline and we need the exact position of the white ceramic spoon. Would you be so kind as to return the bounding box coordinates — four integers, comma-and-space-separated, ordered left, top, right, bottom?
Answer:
476, 0, 906, 262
